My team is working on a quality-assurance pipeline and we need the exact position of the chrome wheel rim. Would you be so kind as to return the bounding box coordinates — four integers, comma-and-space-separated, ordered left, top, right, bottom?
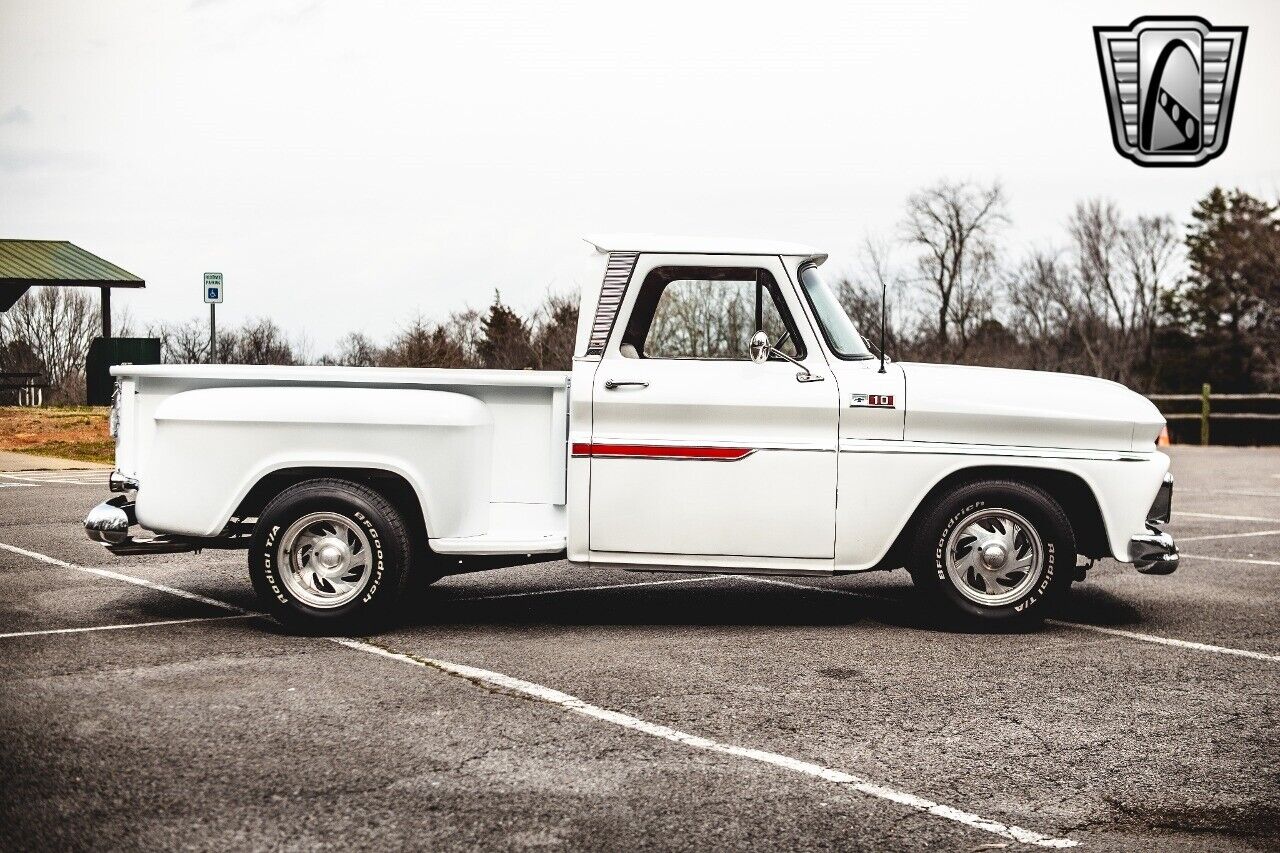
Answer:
277, 512, 372, 609
944, 508, 1044, 607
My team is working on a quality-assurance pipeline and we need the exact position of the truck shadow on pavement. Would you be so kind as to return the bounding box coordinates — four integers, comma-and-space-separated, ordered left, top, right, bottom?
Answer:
419, 582, 925, 628
405, 578, 1148, 635
1058, 584, 1146, 626
108, 564, 1144, 637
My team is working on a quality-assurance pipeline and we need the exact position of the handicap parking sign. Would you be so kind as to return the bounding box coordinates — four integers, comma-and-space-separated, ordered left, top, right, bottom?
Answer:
203, 273, 224, 304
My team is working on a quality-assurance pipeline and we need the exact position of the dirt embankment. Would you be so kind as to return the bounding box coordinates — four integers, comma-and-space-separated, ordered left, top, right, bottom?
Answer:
0, 407, 113, 464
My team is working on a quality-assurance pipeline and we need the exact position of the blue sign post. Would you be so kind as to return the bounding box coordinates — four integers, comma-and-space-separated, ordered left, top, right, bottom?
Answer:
203, 273, 223, 363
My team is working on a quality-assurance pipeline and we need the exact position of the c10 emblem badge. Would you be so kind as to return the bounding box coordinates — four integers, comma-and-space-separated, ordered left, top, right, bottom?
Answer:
851, 393, 895, 408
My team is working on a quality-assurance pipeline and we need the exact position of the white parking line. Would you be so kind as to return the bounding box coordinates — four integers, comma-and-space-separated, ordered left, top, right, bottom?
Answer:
449, 575, 721, 602
1, 540, 1078, 849
731, 575, 1280, 664
1041, 620, 1280, 662
0, 472, 105, 486
735, 574, 890, 600
1182, 489, 1280, 498
0, 614, 255, 639
1178, 529, 1280, 543
1183, 552, 1280, 567
334, 636, 1078, 849
1178, 511, 1280, 524
0, 541, 252, 614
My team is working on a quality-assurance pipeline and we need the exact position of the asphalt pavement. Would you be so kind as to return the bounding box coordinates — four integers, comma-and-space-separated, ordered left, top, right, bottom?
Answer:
1, 446, 1277, 852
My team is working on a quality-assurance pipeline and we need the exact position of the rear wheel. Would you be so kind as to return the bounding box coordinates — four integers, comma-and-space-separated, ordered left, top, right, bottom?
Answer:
909, 480, 1074, 626
250, 478, 413, 633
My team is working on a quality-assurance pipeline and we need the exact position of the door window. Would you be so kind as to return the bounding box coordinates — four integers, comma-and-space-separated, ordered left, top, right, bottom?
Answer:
618, 266, 803, 360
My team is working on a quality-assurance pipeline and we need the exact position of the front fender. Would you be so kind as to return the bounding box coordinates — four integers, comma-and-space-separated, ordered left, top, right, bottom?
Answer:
835, 445, 1170, 569
135, 386, 493, 538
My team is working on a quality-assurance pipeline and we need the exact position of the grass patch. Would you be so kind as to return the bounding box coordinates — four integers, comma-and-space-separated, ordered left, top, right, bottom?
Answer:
19, 440, 116, 465
0, 406, 113, 464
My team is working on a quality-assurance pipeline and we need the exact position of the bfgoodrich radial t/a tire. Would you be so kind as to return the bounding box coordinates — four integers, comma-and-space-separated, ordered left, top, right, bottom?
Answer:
909, 480, 1075, 626
250, 478, 413, 633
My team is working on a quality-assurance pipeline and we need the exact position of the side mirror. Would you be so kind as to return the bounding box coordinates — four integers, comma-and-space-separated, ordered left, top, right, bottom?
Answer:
746, 330, 825, 383
749, 330, 770, 365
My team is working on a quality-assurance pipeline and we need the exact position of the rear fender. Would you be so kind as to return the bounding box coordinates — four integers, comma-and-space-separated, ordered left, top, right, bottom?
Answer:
134, 386, 493, 538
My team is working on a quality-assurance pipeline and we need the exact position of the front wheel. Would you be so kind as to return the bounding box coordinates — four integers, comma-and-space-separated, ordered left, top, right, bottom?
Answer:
250, 478, 413, 633
909, 480, 1075, 626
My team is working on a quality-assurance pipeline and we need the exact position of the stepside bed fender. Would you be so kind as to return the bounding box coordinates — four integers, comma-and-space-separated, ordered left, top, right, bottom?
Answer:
135, 386, 494, 538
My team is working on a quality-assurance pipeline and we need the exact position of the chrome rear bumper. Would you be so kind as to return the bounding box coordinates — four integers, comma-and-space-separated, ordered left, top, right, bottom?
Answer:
85, 495, 133, 545
108, 470, 139, 493
84, 496, 199, 555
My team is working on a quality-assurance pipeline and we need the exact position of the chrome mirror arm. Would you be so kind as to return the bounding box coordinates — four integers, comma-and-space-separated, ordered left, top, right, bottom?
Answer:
769, 348, 825, 383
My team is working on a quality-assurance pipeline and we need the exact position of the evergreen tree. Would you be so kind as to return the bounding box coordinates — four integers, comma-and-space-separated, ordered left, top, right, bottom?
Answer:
1172, 188, 1280, 390
478, 291, 535, 369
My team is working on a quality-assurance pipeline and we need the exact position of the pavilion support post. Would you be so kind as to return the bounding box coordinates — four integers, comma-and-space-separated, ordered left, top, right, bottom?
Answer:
100, 286, 112, 340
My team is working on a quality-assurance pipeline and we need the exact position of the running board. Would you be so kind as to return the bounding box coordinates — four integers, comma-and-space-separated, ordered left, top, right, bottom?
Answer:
429, 533, 567, 556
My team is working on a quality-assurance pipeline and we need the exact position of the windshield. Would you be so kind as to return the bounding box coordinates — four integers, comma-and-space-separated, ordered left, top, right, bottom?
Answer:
798, 264, 875, 359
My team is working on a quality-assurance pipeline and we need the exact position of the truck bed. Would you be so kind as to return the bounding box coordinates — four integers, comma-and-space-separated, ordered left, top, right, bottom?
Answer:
111, 365, 570, 550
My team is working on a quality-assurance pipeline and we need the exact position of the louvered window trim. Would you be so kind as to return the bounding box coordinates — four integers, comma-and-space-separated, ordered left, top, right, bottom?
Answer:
585, 252, 639, 356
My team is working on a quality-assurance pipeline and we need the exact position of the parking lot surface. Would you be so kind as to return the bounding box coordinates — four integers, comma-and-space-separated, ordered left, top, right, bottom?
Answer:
1, 447, 1278, 851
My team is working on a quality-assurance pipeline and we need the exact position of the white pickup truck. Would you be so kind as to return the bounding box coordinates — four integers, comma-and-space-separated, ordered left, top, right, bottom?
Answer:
86, 235, 1177, 630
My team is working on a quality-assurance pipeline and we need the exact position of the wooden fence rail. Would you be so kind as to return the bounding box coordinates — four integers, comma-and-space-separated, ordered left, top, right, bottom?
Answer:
1147, 384, 1280, 445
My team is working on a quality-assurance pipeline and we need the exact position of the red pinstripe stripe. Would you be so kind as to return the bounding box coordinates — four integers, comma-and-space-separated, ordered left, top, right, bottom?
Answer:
571, 443, 754, 460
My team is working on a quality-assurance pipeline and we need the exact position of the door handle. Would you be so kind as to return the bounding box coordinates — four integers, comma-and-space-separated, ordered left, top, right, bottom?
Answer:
604, 380, 649, 390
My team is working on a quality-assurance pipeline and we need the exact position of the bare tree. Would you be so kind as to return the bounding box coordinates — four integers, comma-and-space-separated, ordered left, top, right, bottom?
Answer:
227, 317, 295, 365
379, 315, 470, 368
531, 291, 579, 370
328, 331, 381, 367
1007, 250, 1073, 372
902, 180, 1007, 355
948, 241, 1001, 357
1121, 214, 1179, 384
150, 319, 209, 364
0, 286, 99, 402
1065, 199, 1122, 378
1070, 199, 1126, 330
1065, 200, 1179, 386
214, 328, 240, 364
832, 236, 906, 361
645, 280, 755, 359
442, 309, 484, 367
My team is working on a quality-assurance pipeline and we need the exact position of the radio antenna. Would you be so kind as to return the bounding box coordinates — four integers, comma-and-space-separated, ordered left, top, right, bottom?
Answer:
877, 278, 888, 374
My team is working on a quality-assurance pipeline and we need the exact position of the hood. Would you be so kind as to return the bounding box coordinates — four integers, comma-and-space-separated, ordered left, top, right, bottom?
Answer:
900, 363, 1165, 452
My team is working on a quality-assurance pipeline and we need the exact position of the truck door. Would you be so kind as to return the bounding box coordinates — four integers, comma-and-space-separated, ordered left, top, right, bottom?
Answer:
584, 255, 839, 559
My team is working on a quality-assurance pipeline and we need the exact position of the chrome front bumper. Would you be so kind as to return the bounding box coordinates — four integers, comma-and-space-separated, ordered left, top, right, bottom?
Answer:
1129, 472, 1178, 574
1130, 526, 1179, 574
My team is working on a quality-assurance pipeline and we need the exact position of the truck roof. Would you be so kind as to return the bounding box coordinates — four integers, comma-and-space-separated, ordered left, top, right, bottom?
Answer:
583, 233, 827, 264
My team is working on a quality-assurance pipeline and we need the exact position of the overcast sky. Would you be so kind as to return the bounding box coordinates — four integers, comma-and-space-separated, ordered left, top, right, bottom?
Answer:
2, 0, 1277, 353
